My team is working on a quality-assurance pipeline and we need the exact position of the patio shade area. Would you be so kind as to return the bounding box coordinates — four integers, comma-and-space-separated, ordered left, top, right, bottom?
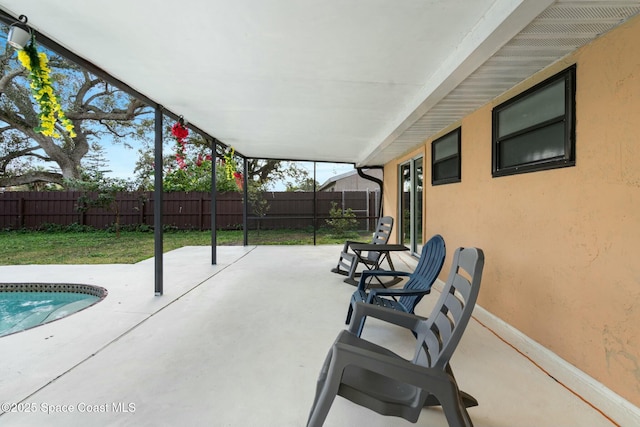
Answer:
0, 246, 619, 426
5, 1, 638, 167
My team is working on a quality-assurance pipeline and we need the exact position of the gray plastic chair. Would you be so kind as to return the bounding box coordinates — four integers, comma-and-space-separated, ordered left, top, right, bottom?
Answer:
331, 216, 394, 285
308, 247, 485, 427
345, 234, 446, 335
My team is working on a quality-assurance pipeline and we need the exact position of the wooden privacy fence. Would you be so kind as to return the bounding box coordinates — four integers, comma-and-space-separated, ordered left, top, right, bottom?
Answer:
0, 190, 380, 231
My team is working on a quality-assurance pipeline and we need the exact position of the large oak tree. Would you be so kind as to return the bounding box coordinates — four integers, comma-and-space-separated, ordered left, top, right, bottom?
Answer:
0, 37, 151, 189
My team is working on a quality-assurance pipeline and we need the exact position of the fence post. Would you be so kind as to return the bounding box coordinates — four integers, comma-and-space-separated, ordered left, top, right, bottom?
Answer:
199, 193, 204, 231
139, 195, 145, 227
18, 195, 25, 228
374, 190, 378, 228
366, 189, 370, 232
78, 192, 85, 226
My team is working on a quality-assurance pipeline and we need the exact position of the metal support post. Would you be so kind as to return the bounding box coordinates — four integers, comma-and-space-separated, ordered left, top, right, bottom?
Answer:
154, 106, 163, 296
211, 139, 217, 264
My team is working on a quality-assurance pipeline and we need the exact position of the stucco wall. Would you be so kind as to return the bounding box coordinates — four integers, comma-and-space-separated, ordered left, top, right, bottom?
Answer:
383, 15, 640, 406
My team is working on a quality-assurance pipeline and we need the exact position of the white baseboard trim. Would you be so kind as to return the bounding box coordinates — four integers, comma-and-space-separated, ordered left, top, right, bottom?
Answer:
470, 300, 640, 427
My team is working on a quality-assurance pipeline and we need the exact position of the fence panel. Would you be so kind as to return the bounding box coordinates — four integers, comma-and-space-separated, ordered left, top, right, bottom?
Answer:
216, 192, 243, 229
0, 192, 20, 229
0, 190, 380, 231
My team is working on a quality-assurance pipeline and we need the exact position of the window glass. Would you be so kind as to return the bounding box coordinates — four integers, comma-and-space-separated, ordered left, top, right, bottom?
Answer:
432, 128, 461, 185
399, 158, 423, 255
433, 157, 459, 179
499, 123, 565, 168
414, 161, 423, 253
434, 133, 458, 161
400, 163, 411, 247
498, 80, 565, 137
492, 65, 575, 177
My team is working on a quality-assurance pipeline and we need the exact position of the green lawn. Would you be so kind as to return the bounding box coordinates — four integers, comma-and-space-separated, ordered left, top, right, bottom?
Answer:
0, 229, 368, 265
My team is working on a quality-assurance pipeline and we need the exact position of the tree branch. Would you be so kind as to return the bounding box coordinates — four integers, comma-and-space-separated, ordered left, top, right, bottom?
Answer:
98, 120, 129, 138
0, 146, 47, 163
0, 68, 26, 94
0, 147, 51, 174
0, 170, 64, 187
66, 99, 149, 121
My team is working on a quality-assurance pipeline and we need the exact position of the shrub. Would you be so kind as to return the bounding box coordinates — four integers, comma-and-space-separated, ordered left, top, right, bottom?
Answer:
36, 222, 95, 233
325, 202, 358, 236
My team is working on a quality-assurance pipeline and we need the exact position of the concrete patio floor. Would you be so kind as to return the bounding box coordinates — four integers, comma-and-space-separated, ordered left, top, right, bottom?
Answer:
0, 245, 625, 426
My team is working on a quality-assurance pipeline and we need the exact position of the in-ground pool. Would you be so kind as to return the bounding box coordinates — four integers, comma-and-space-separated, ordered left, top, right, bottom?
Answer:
0, 283, 107, 337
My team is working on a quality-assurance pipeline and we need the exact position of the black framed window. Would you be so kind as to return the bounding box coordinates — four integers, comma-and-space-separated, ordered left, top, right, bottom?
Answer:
432, 127, 461, 185
492, 65, 576, 177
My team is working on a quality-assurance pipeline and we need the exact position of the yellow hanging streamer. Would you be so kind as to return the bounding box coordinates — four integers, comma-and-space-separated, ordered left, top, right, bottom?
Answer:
17, 43, 76, 139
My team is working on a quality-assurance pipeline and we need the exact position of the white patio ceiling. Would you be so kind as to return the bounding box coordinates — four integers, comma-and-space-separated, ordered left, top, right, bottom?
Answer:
1, 0, 639, 166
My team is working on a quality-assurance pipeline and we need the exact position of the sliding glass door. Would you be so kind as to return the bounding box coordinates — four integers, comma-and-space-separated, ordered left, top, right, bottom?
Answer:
399, 157, 423, 255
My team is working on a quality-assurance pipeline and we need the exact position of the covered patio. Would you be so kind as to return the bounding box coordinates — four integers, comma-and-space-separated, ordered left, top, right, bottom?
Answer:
0, 246, 619, 426
1, 0, 639, 425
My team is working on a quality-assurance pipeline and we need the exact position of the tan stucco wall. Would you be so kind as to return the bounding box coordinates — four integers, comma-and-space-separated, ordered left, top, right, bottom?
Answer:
383, 15, 640, 406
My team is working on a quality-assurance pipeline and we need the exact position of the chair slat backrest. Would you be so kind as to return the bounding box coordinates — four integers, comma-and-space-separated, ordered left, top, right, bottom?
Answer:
365, 216, 394, 262
371, 216, 393, 244
413, 247, 484, 370
397, 234, 446, 311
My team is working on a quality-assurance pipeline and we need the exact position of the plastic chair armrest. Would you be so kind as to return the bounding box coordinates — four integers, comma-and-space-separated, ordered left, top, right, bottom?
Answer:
343, 240, 365, 252
368, 288, 431, 299
348, 302, 425, 335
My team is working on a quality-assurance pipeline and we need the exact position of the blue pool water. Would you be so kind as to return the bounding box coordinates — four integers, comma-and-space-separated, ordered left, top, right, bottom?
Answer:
0, 291, 100, 337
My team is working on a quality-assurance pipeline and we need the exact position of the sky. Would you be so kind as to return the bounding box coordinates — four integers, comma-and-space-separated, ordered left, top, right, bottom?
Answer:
102, 142, 141, 179
101, 140, 355, 190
